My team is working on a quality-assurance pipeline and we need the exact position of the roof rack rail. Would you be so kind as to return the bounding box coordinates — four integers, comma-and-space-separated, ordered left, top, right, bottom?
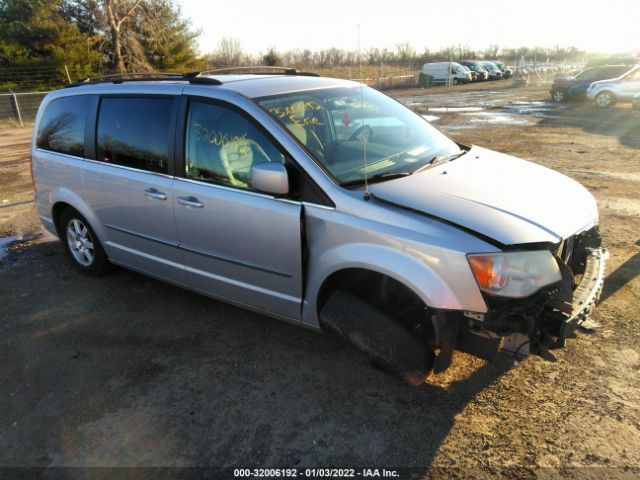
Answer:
65, 72, 222, 88
186, 66, 321, 77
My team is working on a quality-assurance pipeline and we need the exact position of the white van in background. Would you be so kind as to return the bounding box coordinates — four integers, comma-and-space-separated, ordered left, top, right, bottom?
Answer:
421, 62, 472, 85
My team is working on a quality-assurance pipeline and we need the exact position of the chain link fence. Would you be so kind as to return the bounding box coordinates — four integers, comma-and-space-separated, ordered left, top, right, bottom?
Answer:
0, 65, 97, 125
0, 62, 578, 126
0, 91, 50, 126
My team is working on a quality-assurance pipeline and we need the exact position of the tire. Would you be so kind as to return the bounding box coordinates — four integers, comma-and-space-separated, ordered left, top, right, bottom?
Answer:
595, 91, 615, 108
320, 290, 434, 386
59, 208, 110, 276
453, 78, 460, 85
552, 89, 567, 103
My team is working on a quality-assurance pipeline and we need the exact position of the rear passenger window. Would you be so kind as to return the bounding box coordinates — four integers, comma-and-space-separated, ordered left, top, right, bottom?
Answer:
36, 96, 89, 157
96, 97, 172, 174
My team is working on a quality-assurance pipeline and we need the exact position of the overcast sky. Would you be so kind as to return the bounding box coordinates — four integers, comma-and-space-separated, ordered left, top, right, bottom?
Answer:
176, 0, 637, 55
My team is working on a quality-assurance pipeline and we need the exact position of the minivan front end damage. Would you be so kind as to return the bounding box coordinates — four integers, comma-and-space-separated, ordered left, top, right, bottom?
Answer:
431, 227, 608, 372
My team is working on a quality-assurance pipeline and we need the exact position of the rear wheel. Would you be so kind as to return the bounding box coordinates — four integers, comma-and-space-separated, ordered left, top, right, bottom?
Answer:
552, 89, 567, 103
59, 208, 110, 276
595, 91, 615, 108
320, 290, 434, 386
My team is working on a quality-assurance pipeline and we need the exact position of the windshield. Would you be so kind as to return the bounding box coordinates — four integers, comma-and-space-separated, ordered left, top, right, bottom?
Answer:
257, 86, 460, 186
575, 68, 597, 81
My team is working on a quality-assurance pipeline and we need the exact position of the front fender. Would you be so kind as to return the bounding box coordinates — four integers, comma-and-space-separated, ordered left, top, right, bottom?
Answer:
302, 242, 487, 328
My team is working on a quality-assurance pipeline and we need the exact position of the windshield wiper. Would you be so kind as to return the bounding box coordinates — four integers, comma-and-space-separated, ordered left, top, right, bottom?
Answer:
340, 171, 411, 187
413, 150, 467, 174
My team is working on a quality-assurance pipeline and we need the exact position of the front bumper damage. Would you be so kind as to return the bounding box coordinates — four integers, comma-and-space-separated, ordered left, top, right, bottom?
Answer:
431, 227, 608, 372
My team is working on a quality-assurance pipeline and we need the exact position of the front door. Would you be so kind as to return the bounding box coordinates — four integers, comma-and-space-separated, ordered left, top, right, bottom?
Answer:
172, 97, 303, 319
620, 69, 640, 100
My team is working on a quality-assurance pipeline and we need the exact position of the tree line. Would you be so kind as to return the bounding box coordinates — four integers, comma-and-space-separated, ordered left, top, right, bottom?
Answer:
0, 0, 617, 89
0, 0, 203, 76
212, 42, 590, 70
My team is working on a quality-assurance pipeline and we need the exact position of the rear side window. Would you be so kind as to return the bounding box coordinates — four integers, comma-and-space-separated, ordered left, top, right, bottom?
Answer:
96, 97, 172, 174
599, 67, 627, 80
36, 96, 89, 157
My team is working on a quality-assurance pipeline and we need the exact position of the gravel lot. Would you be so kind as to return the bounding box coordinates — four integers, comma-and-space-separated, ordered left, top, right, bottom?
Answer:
1, 82, 639, 478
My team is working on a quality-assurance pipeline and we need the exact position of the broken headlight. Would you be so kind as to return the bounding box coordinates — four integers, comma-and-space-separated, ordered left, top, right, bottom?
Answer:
467, 250, 561, 298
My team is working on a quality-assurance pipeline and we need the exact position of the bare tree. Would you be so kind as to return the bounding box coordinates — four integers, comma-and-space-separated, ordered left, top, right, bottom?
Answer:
482, 44, 501, 59
262, 47, 283, 66
211, 37, 246, 67
104, 0, 143, 73
395, 42, 416, 68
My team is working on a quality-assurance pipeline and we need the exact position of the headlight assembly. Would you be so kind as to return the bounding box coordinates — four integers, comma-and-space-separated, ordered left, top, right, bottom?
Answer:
467, 250, 562, 298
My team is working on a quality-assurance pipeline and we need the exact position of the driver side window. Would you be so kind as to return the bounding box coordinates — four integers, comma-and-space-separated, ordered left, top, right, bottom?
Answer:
185, 100, 285, 190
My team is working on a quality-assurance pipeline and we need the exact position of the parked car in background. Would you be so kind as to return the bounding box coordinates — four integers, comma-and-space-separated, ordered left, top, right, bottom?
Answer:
587, 65, 640, 107
460, 65, 478, 82
550, 65, 632, 103
487, 60, 512, 78
459, 60, 489, 81
480, 61, 503, 80
31, 68, 608, 385
421, 62, 472, 85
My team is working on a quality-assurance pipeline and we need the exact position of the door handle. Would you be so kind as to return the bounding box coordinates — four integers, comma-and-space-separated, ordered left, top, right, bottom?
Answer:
177, 196, 204, 208
144, 187, 167, 201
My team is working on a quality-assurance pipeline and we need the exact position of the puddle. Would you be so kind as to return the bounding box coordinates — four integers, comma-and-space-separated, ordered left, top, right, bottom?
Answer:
0, 232, 42, 260
427, 107, 484, 113
462, 111, 533, 125
0, 234, 21, 260
402, 91, 572, 129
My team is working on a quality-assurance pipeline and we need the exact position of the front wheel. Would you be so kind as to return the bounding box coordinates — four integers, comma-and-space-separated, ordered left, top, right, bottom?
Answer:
60, 208, 111, 275
552, 89, 567, 103
595, 91, 615, 108
320, 290, 434, 386
453, 78, 460, 85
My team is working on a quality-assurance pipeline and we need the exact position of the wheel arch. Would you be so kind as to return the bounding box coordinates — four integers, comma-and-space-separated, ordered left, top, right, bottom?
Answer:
302, 243, 476, 328
50, 188, 107, 244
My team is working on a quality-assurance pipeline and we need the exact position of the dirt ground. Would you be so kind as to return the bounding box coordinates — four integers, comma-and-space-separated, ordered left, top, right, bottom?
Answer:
1, 82, 639, 478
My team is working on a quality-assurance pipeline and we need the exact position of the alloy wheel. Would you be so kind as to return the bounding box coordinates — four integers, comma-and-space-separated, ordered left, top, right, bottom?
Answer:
66, 218, 95, 267
596, 92, 612, 108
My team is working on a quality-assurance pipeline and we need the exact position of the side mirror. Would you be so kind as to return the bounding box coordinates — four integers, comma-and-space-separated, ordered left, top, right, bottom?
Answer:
251, 162, 289, 195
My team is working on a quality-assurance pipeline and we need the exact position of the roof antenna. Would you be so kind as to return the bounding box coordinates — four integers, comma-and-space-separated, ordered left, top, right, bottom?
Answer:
358, 23, 370, 201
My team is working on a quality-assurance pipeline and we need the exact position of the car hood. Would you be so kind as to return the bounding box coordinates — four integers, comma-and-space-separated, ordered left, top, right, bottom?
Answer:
590, 78, 620, 88
369, 146, 598, 246
553, 75, 576, 84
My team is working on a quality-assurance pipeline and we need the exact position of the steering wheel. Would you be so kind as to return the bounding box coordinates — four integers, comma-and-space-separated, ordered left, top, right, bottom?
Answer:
348, 125, 373, 142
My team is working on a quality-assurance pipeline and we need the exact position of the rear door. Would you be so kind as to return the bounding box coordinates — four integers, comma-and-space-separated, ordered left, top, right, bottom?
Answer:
83, 93, 186, 284
172, 96, 304, 319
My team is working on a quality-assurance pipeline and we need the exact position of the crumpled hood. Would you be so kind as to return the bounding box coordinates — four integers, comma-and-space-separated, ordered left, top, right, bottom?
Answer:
369, 146, 598, 246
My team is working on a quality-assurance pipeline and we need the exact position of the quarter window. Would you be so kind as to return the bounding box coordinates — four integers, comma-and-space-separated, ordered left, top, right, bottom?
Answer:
96, 97, 172, 174
184, 100, 285, 190
36, 96, 89, 157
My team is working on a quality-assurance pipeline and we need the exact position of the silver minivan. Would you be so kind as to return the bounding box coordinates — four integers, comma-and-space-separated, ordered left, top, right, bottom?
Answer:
31, 69, 607, 385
